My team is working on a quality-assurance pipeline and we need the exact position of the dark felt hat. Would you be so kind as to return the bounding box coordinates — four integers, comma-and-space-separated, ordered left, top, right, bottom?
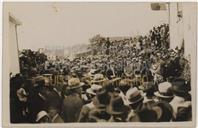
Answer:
93, 89, 111, 109
107, 96, 130, 115
171, 78, 190, 94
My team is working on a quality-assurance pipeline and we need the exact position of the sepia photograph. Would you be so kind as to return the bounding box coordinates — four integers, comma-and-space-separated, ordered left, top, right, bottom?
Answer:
2, 2, 197, 128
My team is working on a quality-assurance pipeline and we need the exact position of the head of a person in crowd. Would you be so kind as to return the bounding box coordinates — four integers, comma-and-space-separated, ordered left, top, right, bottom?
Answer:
93, 89, 111, 110
170, 51, 176, 60
47, 106, 59, 121
67, 78, 84, 95
118, 79, 131, 95
91, 73, 106, 86
81, 75, 92, 85
29, 67, 38, 77
154, 82, 174, 103
16, 87, 29, 102
155, 101, 173, 122
104, 82, 117, 97
134, 70, 141, 79
23, 78, 35, 92
138, 56, 143, 62
34, 76, 46, 87
171, 78, 191, 99
86, 84, 102, 101
126, 87, 144, 110
36, 110, 51, 123
133, 37, 137, 42
107, 37, 110, 41
144, 84, 155, 99
107, 96, 130, 122
156, 52, 162, 60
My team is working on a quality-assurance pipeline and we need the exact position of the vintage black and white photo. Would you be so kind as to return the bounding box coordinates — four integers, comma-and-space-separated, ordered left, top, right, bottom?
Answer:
2, 2, 197, 127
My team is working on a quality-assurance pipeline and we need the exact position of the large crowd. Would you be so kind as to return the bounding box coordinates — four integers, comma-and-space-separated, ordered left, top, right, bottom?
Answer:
10, 23, 192, 123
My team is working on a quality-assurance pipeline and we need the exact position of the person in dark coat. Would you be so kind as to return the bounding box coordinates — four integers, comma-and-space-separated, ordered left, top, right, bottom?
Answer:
61, 78, 84, 122
78, 88, 111, 122
126, 87, 145, 122
169, 78, 191, 121
155, 101, 173, 122
143, 84, 156, 108
107, 96, 130, 122
130, 106, 159, 122
78, 84, 103, 122
48, 106, 64, 123
10, 74, 27, 123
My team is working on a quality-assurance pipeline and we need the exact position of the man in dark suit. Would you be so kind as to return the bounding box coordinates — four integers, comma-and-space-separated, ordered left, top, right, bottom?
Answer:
61, 78, 84, 122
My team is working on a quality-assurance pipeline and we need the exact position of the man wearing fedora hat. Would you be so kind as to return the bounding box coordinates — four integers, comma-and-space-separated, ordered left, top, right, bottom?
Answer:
107, 96, 130, 122
91, 74, 107, 86
154, 82, 174, 103
169, 78, 191, 121
61, 78, 84, 122
126, 87, 144, 111
79, 89, 111, 122
78, 84, 102, 122
126, 87, 145, 122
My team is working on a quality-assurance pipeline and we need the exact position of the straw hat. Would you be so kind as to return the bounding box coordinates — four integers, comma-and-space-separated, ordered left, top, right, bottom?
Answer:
91, 74, 106, 84
154, 82, 173, 98
86, 84, 102, 95
126, 87, 144, 105
36, 111, 49, 122
67, 78, 84, 90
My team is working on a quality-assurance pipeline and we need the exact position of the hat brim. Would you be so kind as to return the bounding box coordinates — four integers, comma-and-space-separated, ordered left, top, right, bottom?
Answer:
138, 86, 145, 90
68, 82, 85, 90
128, 95, 144, 105
106, 105, 130, 115
154, 92, 173, 98
86, 88, 96, 95
91, 79, 106, 84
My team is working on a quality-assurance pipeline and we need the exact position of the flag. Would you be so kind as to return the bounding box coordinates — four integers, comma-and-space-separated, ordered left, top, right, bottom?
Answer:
151, 3, 167, 11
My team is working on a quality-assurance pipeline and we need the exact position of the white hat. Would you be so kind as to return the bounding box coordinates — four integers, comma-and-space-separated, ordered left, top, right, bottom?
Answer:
86, 84, 102, 95
36, 111, 49, 122
91, 74, 106, 84
126, 87, 144, 104
154, 82, 173, 98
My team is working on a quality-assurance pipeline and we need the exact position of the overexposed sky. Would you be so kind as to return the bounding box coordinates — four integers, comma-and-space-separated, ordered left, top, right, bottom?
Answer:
5, 2, 168, 50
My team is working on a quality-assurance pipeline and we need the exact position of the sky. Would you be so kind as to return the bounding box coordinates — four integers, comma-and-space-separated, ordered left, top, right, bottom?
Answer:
5, 2, 168, 50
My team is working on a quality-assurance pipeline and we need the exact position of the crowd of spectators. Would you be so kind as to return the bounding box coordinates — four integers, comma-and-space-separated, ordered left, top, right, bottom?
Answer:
10, 23, 192, 123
